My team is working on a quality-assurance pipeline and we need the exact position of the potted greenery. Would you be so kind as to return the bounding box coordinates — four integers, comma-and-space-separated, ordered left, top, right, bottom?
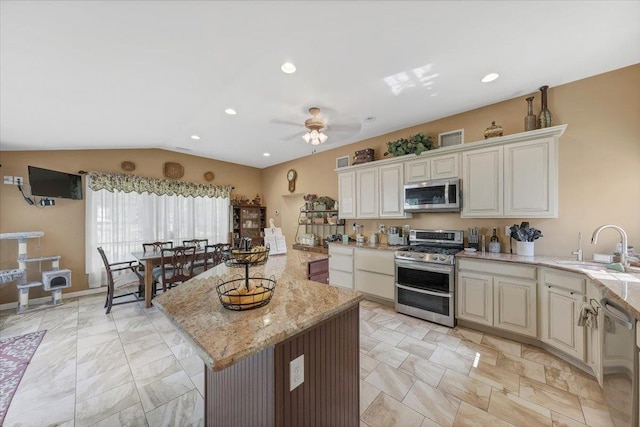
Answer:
383, 133, 435, 157
313, 196, 335, 211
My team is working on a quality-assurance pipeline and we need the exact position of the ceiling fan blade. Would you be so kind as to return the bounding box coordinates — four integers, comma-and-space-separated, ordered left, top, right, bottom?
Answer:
270, 119, 302, 127
326, 123, 361, 132
282, 131, 302, 141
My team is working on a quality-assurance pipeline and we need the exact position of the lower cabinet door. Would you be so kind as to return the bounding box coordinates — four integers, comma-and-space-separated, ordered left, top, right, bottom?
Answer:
457, 271, 493, 326
355, 270, 394, 300
541, 285, 585, 361
493, 277, 537, 337
329, 269, 353, 290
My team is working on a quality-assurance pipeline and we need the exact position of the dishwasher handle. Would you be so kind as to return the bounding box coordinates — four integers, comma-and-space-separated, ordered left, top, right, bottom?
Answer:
602, 298, 634, 330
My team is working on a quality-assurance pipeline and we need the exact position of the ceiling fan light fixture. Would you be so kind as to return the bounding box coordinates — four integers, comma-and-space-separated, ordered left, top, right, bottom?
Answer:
303, 129, 327, 145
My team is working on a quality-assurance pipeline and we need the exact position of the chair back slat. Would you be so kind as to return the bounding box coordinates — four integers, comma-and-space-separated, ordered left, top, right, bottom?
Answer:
160, 246, 197, 286
183, 239, 208, 249
203, 243, 231, 270
97, 247, 114, 284
143, 241, 173, 252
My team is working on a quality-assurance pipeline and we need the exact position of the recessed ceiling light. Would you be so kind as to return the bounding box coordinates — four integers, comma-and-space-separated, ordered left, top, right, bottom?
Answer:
281, 62, 296, 74
481, 73, 500, 83
225, 108, 237, 115
191, 135, 200, 140
263, 153, 270, 157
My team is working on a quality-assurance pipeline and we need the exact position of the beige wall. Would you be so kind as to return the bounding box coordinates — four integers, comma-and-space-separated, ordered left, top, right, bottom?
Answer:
0, 149, 261, 304
1, 65, 638, 305
262, 64, 640, 260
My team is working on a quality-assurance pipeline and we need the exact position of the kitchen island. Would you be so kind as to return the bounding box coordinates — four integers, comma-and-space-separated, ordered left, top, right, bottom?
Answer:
153, 251, 364, 427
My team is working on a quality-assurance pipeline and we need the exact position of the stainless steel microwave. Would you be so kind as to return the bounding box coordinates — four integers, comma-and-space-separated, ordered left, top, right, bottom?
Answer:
404, 178, 461, 212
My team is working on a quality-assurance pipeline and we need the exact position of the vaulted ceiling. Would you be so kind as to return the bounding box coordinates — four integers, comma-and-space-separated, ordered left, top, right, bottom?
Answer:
1, 1, 638, 168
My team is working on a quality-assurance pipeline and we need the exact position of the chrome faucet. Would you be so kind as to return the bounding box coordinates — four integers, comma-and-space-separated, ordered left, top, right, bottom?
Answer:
572, 232, 583, 261
591, 224, 628, 270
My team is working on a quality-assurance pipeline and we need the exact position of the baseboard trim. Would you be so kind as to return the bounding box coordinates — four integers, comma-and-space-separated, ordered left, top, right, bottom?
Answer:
0, 287, 106, 312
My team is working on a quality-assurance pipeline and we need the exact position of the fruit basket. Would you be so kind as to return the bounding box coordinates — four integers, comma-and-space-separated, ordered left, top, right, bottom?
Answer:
224, 245, 270, 267
216, 274, 276, 311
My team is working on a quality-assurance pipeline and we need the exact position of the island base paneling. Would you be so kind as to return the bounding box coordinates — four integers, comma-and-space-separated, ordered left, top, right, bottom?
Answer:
275, 304, 360, 427
204, 303, 360, 427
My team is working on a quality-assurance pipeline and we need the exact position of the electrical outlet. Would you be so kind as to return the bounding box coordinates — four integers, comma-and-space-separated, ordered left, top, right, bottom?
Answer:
504, 226, 511, 236
14, 176, 23, 185
290, 354, 304, 391
3, 176, 14, 185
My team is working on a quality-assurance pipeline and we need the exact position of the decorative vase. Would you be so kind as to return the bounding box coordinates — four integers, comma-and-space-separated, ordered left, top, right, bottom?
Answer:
538, 85, 553, 128
524, 96, 537, 131
484, 121, 503, 139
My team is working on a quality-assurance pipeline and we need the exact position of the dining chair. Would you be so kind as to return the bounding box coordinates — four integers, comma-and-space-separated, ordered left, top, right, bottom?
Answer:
142, 241, 174, 294
192, 243, 231, 274
155, 246, 197, 292
97, 247, 144, 314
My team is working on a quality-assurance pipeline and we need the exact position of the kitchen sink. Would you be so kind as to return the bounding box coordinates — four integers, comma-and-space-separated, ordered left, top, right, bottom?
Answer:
554, 260, 608, 271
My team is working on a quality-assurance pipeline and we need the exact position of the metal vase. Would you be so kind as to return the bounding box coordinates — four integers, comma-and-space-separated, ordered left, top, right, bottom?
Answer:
538, 85, 553, 128
524, 96, 537, 131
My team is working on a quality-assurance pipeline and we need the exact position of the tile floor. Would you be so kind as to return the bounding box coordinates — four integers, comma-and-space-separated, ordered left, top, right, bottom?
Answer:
0, 295, 614, 426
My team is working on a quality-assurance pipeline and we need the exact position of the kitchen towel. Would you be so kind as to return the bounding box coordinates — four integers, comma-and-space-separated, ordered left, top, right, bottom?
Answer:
577, 302, 598, 328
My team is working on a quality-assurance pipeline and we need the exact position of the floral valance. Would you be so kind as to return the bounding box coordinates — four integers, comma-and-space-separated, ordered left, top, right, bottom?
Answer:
87, 172, 232, 198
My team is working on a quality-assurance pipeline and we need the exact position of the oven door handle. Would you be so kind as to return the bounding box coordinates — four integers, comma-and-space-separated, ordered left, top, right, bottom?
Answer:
395, 259, 453, 274
396, 283, 452, 298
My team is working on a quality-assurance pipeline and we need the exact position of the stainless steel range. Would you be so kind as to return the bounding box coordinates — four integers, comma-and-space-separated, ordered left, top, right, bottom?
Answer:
394, 229, 464, 327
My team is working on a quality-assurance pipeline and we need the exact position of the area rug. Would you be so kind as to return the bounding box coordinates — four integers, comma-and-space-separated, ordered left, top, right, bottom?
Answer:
0, 330, 46, 425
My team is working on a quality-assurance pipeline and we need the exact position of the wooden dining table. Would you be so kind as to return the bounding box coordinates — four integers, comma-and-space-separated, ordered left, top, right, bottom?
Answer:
132, 249, 206, 308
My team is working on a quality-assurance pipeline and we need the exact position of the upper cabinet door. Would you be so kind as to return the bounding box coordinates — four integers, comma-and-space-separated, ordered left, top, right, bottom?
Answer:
430, 153, 460, 180
338, 171, 356, 219
504, 137, 557, 218
356, 167, 379, 218
461, 146, 503, 217
404, 158, 431, 183
379, 163, 411, 218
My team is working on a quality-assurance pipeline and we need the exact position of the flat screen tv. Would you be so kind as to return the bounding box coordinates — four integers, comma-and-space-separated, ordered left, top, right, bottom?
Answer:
28, 166, 83, 200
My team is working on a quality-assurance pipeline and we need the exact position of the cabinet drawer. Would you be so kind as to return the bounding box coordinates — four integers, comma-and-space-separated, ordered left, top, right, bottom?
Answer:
355, 248, 394, 275
542, 269, 586, 294
355, 270, 394, 300
308, 258, 329, 276
457, 258, 536, 280
329, 254, 353, 273
329, 244, 354, 256
329, 269, 353, 290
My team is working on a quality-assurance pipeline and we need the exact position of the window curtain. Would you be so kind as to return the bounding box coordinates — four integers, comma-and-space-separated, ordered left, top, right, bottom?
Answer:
85, 172, 232, 288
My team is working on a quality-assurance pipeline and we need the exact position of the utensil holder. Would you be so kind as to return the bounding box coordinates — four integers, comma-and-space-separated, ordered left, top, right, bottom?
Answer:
516, 241, 535, 257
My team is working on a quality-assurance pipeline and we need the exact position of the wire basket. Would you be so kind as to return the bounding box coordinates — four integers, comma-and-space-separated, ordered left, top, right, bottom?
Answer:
216, 275, 276, 311
224, 245, 270, 267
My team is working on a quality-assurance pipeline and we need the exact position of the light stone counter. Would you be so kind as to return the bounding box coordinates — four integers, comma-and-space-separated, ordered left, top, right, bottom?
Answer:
328, 241, 405, 251
457, 251, 640, 321
153, 250, 362, 371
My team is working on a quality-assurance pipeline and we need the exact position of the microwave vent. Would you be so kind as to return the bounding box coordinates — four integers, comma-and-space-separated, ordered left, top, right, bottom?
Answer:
336, 155, 350, 168
439, 129, 464, 147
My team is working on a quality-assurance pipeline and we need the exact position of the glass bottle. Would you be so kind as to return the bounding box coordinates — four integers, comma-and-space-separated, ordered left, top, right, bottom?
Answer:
489, 227, 501, 253
538, 85, 553, 128
524, 96, 537, 131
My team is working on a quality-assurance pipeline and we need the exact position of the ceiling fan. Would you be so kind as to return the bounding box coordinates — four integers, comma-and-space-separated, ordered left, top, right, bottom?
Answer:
302, 107, 328, 145
271, 106, 362, 144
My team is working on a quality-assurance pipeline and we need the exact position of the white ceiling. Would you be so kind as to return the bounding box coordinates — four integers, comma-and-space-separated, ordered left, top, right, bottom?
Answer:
1, 1, 639, 169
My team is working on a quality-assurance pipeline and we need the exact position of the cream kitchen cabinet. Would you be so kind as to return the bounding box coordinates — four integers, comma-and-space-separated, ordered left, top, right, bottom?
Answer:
504, 137, 557, 217
379, 163, 412, 218
461, 146, 503, 217
337, 164, 411, 219
404, 152, 460, 183
328, 244, 354, 290
356, 167, 378, 218
462, 135, 558, 218
354, 248, 395, 301
457, 258, 537, 337
338, 171, 356, 218
540, 268, 586, 361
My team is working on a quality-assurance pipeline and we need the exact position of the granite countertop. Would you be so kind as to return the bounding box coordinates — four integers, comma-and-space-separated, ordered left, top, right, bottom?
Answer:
457, 252, 640, 321
153, 250, 362, 371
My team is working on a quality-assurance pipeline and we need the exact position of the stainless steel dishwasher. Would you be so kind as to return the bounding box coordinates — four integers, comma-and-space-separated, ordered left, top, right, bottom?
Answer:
601, 297, 638, 427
